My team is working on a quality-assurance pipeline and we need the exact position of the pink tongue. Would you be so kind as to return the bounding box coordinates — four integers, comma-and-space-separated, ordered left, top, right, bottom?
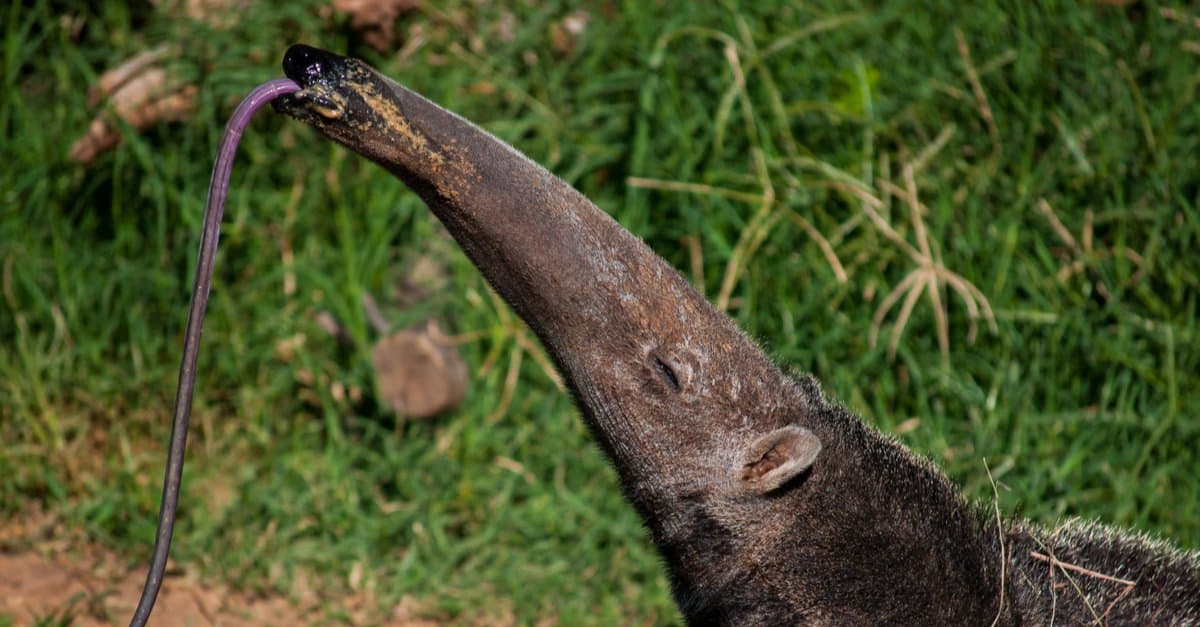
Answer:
130, 76, 300, 627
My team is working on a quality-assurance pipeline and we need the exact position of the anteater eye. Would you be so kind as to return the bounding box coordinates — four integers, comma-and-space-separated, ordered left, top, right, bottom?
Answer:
653, 356, 681, 392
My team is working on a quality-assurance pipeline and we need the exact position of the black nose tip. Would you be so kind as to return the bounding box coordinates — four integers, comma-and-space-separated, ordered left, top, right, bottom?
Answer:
282, 43, 340, 85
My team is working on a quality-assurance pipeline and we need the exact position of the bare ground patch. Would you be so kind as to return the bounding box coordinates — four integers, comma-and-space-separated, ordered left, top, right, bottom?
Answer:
1, 548, 305, 626
0, 511, 460, 626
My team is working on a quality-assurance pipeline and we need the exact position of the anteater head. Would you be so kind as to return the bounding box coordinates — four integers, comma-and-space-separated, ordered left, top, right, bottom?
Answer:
274, 44, 824, 574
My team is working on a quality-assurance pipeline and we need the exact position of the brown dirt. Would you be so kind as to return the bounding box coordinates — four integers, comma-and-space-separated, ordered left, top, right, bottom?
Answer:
0, 548, 317, 626
0, 513, 445, 626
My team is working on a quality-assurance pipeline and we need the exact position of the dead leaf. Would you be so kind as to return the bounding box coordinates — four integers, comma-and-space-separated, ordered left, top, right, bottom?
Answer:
274, 333, 307, 362
151, 0, 254, 28
333, 0, 420, 53
70, 47, 196, 165
86, 45, 173, 107
550, 9, 590, 57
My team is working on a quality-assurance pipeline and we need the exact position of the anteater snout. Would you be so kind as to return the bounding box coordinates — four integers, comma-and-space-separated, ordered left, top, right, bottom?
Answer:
282, 43, 343, 87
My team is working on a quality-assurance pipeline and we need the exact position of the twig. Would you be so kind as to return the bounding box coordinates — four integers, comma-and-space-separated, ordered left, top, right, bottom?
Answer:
485, 335, 523, 424
626, 177, 762, 204
1036, 199, 1080, 253
1028, 551, 1136, 587
1035, 198, 1148, 294
787, 212, 848, 283
1030, 547, 1138, 625
858, 165, 997, 359
682, 234, 707, 293
954, 29, 1001, 157
984, 460, 1007, 627
909, 125, 957, 176
361, 294, 390, 334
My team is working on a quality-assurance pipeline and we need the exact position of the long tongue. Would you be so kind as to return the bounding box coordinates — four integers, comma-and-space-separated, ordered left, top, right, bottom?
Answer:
130, 77, 300, 627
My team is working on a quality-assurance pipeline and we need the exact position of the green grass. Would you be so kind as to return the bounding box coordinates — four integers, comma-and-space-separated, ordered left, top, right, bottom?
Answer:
3, 0, 1198, 623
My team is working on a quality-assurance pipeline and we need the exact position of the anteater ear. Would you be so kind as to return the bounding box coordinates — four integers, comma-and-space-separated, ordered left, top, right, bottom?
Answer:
740, 425, 822, 494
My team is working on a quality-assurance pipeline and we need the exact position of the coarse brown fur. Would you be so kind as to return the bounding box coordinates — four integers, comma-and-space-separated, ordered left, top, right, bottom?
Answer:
274, 45, 1200, 625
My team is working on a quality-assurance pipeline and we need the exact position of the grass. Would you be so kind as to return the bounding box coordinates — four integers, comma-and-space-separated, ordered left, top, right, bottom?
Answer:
3, 0, 1199, 623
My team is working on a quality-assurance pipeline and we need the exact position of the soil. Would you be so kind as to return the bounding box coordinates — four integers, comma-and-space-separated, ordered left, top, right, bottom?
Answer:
1, 548, 304, 626
0, 514, 444, 626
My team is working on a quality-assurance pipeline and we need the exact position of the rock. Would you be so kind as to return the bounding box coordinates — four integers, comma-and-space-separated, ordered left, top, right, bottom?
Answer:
370, 319, 466, 419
